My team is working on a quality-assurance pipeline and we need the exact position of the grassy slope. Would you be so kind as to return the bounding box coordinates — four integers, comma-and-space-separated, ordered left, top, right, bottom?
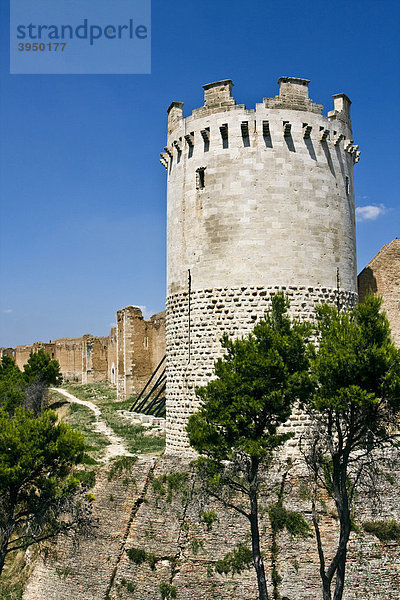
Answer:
57, 382, 165, 457
0, 383, 165, 597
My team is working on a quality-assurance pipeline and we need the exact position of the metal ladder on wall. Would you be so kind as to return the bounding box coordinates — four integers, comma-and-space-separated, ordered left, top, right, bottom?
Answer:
129, 355, 166, 417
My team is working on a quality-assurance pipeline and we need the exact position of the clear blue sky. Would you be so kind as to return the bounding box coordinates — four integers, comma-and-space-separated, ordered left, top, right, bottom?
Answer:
1, 0, 399, 347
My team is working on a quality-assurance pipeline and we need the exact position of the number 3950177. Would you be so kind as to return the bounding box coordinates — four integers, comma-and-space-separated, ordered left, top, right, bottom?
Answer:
18, 43, 67, 52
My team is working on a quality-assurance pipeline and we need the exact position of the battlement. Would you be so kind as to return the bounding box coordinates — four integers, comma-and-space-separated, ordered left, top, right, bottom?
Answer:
164, 77, 355, 169
203, 79, 236, 109
263, 75, 323, 114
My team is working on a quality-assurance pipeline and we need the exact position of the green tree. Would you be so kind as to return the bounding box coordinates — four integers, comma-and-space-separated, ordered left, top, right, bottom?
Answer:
0, 357, 26, 414
23, 349, 62, 387
187, 293, 312, 600
304, 296, 400, 600
0, 407, 92, 577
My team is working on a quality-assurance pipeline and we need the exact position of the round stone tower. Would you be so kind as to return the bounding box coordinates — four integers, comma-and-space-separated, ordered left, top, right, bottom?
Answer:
161, 77, 359, 452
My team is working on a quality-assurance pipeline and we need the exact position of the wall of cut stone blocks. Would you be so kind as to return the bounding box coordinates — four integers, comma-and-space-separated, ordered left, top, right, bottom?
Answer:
116, 306, 166, 400
358, 239, 400, 347
82, 335, 109, 384
107, 327, 117, 385
11, 330, 120, 386
22, 454, 400, 600
163, 77, 359, 452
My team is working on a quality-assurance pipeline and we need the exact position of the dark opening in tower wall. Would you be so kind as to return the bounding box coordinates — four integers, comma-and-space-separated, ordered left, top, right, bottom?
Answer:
196, 167, 206, 189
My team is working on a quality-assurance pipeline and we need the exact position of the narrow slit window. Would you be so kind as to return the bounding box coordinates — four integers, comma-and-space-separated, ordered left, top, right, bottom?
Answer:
201, 127, 210, 152
345, 176, 350, 195
241, 121, 250, 147
196, 167, 206, 189
220, 123, 229, 149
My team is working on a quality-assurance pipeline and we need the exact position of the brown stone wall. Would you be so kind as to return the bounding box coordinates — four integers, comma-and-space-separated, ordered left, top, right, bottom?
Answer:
107, 327, 117, 386
22, 456, 156, 600
12, 334, 116, 384
117, 306, 166, 400
358, 239, 400, 347
82, 335, 109, 384
5, 307, 166, 392
53, 338, 84, 381
22, 455, 400, 600
0, 347, 15, 360
14, 342, 56, 371
148, 311, 166, 372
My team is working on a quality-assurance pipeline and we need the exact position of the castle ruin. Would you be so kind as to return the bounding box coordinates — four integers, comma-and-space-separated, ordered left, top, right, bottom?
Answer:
358, 239, 400, 347
15, 78, 400, 600
1, 306, 165, 401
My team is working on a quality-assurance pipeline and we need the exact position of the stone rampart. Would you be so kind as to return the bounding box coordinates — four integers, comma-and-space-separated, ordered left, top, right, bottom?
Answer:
4, 307, 165, 392
22, 454, 400, 600
358, 239, 400, 347
117, 306, 166, 400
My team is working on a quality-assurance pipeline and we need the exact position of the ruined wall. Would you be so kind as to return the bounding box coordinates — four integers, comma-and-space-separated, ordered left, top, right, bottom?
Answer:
358, 239, 400, 347
53, 337, 84, 381
164, 77, 359, 452
22, 455, 400, 600
148, 311, 166, 371
14, 341, 57, 371
22, 456, 156, 600
12, 334, 115, 385
116, 306, 166, 400
82, 335, 109, 384
6, 309, 166, 393
0, 347, 15, 360
107, 327, 117, 386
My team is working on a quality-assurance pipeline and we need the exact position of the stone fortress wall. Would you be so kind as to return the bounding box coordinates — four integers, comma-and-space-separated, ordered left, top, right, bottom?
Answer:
358, 239, 400, 347
1, 306, 165, 401
116, 306, 166, 400
13, 76, 400, 600
163, 76, 360, 452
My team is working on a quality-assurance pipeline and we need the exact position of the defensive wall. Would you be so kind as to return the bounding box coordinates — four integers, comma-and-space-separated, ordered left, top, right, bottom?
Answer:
358, 239, 400, 347
1, 307, 165, 400
163, 76, 360, 452
117, 307, 166, 400
22, 455, 400, 600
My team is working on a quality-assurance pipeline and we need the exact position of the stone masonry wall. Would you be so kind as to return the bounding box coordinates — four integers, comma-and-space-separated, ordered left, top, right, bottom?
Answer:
117, 307, 166, 400
165, 78, 358, 298
53, 337, 85, 381
358, 239, 400, 347
164, 77, 359, 453
166, 286, 357, 453
22, 456, 156, 600
82, 335, 109, 384
107, 327, 117, 386
12, 329, 120, 386
22, 454, 400, 600
14, 341, 56, 372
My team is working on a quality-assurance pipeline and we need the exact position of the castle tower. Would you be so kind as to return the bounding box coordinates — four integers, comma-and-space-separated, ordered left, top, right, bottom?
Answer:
162, 77, 359, 452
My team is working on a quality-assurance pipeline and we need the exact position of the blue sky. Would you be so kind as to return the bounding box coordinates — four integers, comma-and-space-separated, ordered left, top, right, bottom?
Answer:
0, 0, 399, 347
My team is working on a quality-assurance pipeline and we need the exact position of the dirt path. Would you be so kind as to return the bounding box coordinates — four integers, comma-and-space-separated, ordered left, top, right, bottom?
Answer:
52, 388, 133, 462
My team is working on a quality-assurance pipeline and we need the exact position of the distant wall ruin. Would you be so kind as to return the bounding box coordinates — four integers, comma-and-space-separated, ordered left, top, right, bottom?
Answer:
358, 239, 400, 347
116, 307, 166, 400
1, 307, 165, 400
